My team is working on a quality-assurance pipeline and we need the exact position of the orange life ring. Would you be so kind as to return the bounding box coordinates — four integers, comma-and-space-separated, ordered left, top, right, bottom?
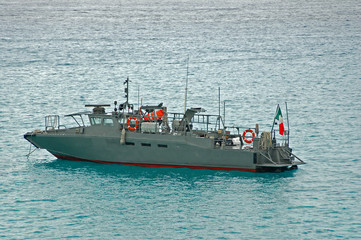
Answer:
127, 116, 139, 131
242, 129, 255, 144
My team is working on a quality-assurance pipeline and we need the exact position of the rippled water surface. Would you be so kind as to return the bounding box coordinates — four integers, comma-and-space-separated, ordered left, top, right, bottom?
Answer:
1, 0, 360, 239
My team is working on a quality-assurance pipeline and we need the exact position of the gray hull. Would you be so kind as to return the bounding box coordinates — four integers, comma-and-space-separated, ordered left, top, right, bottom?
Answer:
24, 127, 302, 172
25, 131, 256, 171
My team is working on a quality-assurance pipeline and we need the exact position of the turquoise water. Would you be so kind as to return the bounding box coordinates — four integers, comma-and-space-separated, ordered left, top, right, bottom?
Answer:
1, 0, 360, 239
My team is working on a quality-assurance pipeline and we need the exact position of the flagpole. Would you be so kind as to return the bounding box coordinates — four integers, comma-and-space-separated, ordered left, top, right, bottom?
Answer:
285, 102, 290, 145
271, 104, 279, 139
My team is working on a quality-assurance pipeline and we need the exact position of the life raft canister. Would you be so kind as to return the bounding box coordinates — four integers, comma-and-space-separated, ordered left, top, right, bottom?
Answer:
127, 116, 139, 131
242, 129, 255, 144
144, 109, 164, 121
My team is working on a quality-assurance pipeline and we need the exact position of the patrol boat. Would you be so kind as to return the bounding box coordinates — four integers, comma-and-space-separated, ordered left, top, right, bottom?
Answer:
24, 78, 305, 172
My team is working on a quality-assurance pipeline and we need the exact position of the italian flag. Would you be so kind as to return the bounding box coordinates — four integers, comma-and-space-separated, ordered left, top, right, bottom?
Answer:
275, 106, 285, 135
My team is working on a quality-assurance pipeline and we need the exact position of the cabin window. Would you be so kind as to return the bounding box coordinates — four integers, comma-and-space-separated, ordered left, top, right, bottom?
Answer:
141, 143, 151, 147
103, 118, 114, 126
125, 142, 135, 146
90, 117, 102, 125
158, 144, 168, 148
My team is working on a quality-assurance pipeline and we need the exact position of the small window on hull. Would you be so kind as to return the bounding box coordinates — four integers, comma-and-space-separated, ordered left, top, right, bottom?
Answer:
141, 143, 151, 147
158, 144, 168, 148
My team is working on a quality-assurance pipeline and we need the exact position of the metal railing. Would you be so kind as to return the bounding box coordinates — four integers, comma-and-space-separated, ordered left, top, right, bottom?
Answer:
45, 115, 60, 131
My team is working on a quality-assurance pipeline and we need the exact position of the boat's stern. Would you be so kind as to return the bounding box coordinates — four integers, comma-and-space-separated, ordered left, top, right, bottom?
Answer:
254, 145, 305, 172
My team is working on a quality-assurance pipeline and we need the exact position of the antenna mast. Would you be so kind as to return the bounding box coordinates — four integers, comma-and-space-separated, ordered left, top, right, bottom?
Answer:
137, 85, 140, 112
217, 87, 221, 129
124, 77, 129, 104
184, 56, 189, 113
218, 87, 221, 117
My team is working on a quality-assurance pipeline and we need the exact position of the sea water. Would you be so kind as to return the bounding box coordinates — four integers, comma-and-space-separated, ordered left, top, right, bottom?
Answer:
1, 0, 360, 239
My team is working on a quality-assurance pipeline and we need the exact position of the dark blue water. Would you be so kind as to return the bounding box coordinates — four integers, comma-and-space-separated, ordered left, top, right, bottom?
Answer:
1, 0, 360, 239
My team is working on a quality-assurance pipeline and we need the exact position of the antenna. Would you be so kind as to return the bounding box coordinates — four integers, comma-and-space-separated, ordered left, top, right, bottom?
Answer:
217, 87, 221, 130
223, 100, 231, 127
184, 55, 189, 113
218, 87, 221, 117
137, 85, 140, 112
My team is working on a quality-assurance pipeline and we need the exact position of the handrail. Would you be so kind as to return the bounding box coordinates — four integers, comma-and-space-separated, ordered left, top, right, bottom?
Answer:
259, 151, 277, 165
45, 115, 60, 131
279, 147, 305, 164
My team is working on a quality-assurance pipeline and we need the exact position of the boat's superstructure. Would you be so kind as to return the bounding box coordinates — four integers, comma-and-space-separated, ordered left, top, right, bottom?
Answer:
24, 78, 305, 172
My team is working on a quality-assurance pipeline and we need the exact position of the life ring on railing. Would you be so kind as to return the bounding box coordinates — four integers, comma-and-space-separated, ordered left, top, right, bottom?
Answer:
242, 129, 255, 144
127, 116, 139, 131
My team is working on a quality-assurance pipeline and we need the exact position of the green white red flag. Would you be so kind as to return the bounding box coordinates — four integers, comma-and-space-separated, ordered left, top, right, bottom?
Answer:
275, 105, 285, 135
